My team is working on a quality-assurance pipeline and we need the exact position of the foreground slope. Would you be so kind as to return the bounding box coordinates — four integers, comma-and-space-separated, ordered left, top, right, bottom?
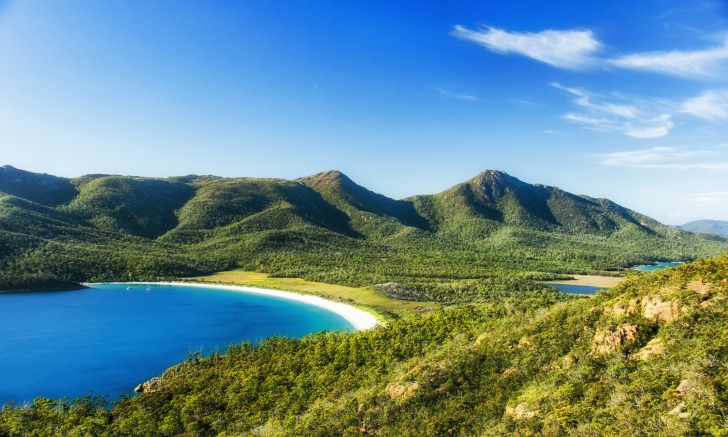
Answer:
2, 255, 727, 435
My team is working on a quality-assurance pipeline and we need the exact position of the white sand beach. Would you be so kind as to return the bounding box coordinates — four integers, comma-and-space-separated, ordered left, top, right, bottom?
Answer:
94, 281, 380, 331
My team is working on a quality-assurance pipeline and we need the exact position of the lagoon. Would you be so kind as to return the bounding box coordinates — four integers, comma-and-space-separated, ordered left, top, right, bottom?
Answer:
632, 261, 682, 272
549, 283, 604, 295
0, 283, 355, 405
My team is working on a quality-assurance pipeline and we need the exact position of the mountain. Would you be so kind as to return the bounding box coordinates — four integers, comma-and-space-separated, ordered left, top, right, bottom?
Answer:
678, 219, 728, 238
0, 165, 77, 206
0, 166, 725, 285
412, 170, 667, 237
4, 253, 727, 435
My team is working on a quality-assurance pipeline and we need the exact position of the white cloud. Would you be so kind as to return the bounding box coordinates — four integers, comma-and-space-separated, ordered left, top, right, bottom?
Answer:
597, 146, 728, 169
453, 24, 728, 80
680, 89, 728, 120
554, 83, 673, 138
688, 192, 728, 202
623, 114, 674, 139
435, 88, 477, 101
609, 39, 728, 80
452, 25, 600, 70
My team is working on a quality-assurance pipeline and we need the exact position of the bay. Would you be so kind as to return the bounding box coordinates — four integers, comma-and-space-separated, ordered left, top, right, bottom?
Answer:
0, 283, 353, 405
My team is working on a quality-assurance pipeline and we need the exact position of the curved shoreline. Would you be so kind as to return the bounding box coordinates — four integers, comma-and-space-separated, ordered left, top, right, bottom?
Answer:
88, 281, 381, 331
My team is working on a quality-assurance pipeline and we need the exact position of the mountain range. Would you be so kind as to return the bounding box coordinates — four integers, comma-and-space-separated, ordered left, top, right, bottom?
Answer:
678, 220, 728, 238
1, 165, 725, 285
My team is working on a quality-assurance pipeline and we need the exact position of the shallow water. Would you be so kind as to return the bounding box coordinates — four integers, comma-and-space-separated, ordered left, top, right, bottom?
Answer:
631, 261, 682, 272
549, 283, 604, 295
0, 283, 352, 404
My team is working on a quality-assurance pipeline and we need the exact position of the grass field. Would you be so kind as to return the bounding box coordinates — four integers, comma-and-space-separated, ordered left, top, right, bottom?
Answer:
186, 270, 436, 319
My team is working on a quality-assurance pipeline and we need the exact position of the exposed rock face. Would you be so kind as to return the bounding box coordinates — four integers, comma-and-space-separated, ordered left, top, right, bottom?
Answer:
134, 376, 163, 394
591, 324, 639, 355
642, 296, 679, 322
700, 295, 725, 308
667, 402, 690, 419
608, 298, 640, 317
676, 379, 692, 395
686, 280, 711, 295
385, 382, 419, 399
505, 402, 536, 419
631, 337, 666, 361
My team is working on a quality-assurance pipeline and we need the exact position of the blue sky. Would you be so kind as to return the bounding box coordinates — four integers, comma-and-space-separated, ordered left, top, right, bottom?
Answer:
1, 1, 727, 223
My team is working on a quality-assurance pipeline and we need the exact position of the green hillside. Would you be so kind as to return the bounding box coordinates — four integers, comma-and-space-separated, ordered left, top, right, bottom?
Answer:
0, 166, 725, 288
3, 254, 727, 435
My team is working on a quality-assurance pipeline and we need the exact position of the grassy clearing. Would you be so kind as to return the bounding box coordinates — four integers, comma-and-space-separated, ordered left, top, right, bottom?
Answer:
186, 270, 436, 319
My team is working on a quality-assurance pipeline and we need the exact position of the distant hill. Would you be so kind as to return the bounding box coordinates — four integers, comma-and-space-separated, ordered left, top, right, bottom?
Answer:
678, 219, 728, 238
0, 166, 726, 285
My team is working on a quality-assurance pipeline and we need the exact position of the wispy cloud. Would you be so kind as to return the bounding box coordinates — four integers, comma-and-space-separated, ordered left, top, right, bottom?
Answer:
680, 89, 728, 120
453, 24, 728, 80
435, 87, 477, 101
597, 146, 728, 169
452, 25, 600, 70
609, 38, 728, 80
553, 83, 673, 138
688, 192, 728, 202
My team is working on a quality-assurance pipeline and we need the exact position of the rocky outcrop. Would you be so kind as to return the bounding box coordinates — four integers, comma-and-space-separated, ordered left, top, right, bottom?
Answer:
687, 280, 711, 295
631, 337, 665, 361
505, 402, 537, 419
667, 402, 690, 419
591, 324, 638, 355
385, 382, 419, 399
134, 376, 163, 394
641, 296, 679, 322
607, 298, 639, 317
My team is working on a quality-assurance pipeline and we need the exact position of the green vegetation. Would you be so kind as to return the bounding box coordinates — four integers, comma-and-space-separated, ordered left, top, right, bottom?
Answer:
3, 255, 728, 435
189, 270, 435, 317
2, 165, 728, 434
1, 166, 725, 291
0, 273, 84, 293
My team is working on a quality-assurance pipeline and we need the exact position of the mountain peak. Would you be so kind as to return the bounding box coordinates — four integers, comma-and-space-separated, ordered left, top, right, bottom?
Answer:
468, 170, 527, 202
0, 165, 78, 206
297, 170, 354, 190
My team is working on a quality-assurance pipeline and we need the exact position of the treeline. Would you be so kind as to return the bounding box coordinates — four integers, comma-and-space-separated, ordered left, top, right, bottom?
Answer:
373, 278, 564, 303
0, 273, 84, 293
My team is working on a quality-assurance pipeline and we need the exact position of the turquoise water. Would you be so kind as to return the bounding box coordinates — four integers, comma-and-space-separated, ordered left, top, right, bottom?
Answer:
0, 283, 353, 405
632, 262, 682, 272
549, 284, 604, 295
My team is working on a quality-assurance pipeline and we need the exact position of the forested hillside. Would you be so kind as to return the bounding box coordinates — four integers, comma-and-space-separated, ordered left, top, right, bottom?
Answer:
1, 165, 725, 289
2, 253, 727, 435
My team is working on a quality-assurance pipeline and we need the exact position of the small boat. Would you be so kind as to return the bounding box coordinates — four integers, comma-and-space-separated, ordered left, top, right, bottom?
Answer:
126, 287, 132, 290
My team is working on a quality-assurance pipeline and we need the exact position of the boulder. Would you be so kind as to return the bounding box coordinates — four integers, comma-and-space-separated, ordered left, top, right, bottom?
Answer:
642, 296, 679, 322
591, 324, 638, 355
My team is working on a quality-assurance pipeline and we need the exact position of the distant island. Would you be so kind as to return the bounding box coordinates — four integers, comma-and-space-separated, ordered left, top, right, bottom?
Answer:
678, 219, 728, 238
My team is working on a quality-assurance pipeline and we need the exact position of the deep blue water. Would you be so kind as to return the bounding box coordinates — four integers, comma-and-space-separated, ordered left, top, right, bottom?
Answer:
632, 262, 682, 272
549, 284, 604, 295
0, 283, 353, 405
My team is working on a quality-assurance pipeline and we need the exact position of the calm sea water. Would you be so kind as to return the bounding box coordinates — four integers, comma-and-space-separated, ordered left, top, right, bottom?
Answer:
0, 283, 353, 405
